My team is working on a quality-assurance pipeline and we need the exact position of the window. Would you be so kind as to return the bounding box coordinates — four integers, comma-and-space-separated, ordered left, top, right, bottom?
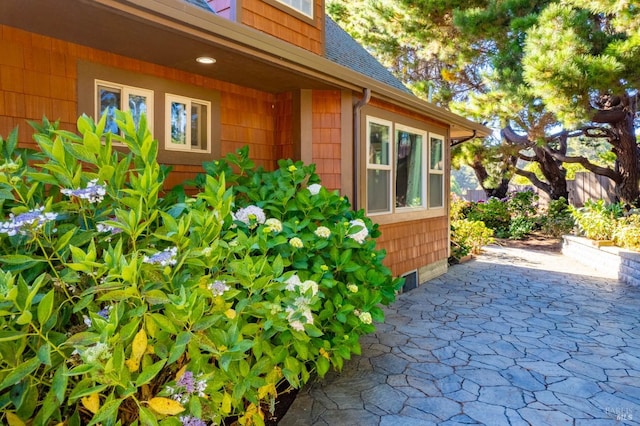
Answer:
366, 118, 392, 214
395, 126, 426, 209
365, 116, 445, 216
165, 94, 211, 153
429, 135, 445, 208
95, 80, 153, 134
274, 0, 313, 18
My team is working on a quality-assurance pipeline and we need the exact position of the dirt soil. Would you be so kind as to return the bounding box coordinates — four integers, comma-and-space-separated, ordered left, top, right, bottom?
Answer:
494, 232, 562, 252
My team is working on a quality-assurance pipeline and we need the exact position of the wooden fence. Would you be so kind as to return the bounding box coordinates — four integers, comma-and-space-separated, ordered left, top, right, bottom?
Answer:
460, 173, 616, 207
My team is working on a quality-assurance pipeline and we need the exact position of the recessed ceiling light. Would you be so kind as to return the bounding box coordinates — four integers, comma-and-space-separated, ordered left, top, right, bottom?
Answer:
196, 56, 216, 65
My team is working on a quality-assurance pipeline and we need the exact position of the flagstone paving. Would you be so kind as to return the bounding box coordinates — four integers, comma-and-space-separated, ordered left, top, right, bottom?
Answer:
280, 245, 640, 425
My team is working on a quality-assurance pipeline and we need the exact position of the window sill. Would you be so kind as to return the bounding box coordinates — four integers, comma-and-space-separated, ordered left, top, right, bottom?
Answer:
368, 208, 446, 225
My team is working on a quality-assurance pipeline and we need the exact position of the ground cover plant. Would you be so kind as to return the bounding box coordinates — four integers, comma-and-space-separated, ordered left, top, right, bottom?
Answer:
0, 112, 402, 425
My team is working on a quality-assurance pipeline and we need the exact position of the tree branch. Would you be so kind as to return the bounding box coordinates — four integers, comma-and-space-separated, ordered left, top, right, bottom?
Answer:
514, 168, 551, 195
549, 152, 622, 183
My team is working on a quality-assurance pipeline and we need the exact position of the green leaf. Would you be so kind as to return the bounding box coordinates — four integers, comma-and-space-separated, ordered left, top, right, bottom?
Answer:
37, 290, 55, 325
135, 359, 167, 387
0, 357, 40, 392
37, 344, 52, 365
139, 406, 159, 426
0, 255, 45, 265
0, 331, 27, 342
52, 364, 68, 404
316, 356, 330, 377
68, 383, 109, 402
87, 398, 122, 426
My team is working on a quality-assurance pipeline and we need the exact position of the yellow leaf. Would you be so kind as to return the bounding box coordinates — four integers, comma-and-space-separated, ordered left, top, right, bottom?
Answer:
221, 392, 232, 414
319, 348, 330, 359
81, 393, 100, 414
125, 328, 148, 372
225, 309, 236, 319
258, 383, 277, 399
147, 397, 185, 416
5, 413, 26, 426
175, 365, 188, 381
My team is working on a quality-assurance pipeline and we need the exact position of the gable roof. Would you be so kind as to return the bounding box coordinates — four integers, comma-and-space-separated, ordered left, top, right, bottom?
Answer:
324, 17, 411, 94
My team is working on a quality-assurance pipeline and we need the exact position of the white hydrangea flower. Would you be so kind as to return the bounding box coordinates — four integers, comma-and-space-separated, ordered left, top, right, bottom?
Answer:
289, 237, 304, 248
314, 226, 331, 239
285, 274, 302, 291
359, 311, 373, 324
300, 280, 319, 296
265, 218, 283, 233
307, 184, 322, 195
347, 219, 368, 244
233, 205, 266, 226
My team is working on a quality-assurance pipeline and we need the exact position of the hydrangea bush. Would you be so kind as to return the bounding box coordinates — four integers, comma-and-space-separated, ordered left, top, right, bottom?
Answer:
0, 112, 402, 425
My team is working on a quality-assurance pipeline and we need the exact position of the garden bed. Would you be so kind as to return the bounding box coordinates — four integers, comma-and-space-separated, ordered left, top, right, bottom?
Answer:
562, 235, 640, 287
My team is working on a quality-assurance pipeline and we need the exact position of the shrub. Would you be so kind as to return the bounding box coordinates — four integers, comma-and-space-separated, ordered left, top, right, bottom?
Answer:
613, 214, 640, 251
0, 113, 401, 425
571, 199, 622, 240
450, 219, 494, 256
508, 216, 536, 240
467, 197, 510, 238
506, 190, 538, 219
540, 197, 575, 237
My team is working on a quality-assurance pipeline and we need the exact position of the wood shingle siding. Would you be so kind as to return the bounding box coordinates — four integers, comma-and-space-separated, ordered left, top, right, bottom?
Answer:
241, 0, 323, 55
311, 90, 342, 191
377, 216, 449, 277
0, 25, 279, 171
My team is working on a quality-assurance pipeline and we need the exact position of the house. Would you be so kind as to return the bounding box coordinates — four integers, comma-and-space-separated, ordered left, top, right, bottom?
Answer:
0, 0, 490, 284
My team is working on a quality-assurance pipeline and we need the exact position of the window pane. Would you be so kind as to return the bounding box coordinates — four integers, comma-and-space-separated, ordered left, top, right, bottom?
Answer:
191, 103, 208, 149
170, 101, 187, 145
128, 94, 148, 131
98, 86, 121, 134
396, 131, 423, 208
369, 122, 390, 166
367, 169, 391, 213
430, 137, 443, 171
429, 174, 444, 208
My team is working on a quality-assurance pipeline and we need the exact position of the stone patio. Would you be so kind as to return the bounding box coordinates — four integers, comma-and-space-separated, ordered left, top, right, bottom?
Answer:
280, 245, 640, 425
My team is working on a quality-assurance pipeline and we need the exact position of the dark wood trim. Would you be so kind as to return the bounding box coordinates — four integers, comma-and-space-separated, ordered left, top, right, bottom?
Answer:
300, 89, 313, 163
340, 89, 353, 202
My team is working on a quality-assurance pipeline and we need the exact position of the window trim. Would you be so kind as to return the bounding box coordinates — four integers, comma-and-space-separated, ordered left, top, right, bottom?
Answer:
165, 93, 212, 154
94, 79, 154, 136
429, 133, 446, 208
364, 114, 447, 221
366, 117, 393, 215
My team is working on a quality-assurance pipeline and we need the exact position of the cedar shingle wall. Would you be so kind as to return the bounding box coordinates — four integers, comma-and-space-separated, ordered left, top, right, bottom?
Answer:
0, 24, 277, 172
241, 0, 323, 55
273, 91, 294, 165
377, 216, 449, 277
311, 90, 341, 191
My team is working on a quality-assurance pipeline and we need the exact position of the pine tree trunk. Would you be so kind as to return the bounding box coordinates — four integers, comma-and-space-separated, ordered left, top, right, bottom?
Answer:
611, 106, 640, 205
533, 146, 568, 200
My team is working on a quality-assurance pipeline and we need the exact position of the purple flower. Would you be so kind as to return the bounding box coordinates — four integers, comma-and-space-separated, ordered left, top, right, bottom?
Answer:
0, 207, 57, 236
179, 416, 207, 426
143, 247, 178, 266
208, 280, 229, 297
61, 179, 106, 203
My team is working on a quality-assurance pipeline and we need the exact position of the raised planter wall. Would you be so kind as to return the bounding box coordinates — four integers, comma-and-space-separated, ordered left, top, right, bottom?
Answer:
562, 235, 640, 287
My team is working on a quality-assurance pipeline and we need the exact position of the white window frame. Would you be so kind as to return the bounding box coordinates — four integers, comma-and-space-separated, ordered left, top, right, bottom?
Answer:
94, 80, 154, 135
428, 133, 445, 208
274, 0, 313, 18
366, 117, 393, 215
395, 124, 427, 211
165, 94, 212, 153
